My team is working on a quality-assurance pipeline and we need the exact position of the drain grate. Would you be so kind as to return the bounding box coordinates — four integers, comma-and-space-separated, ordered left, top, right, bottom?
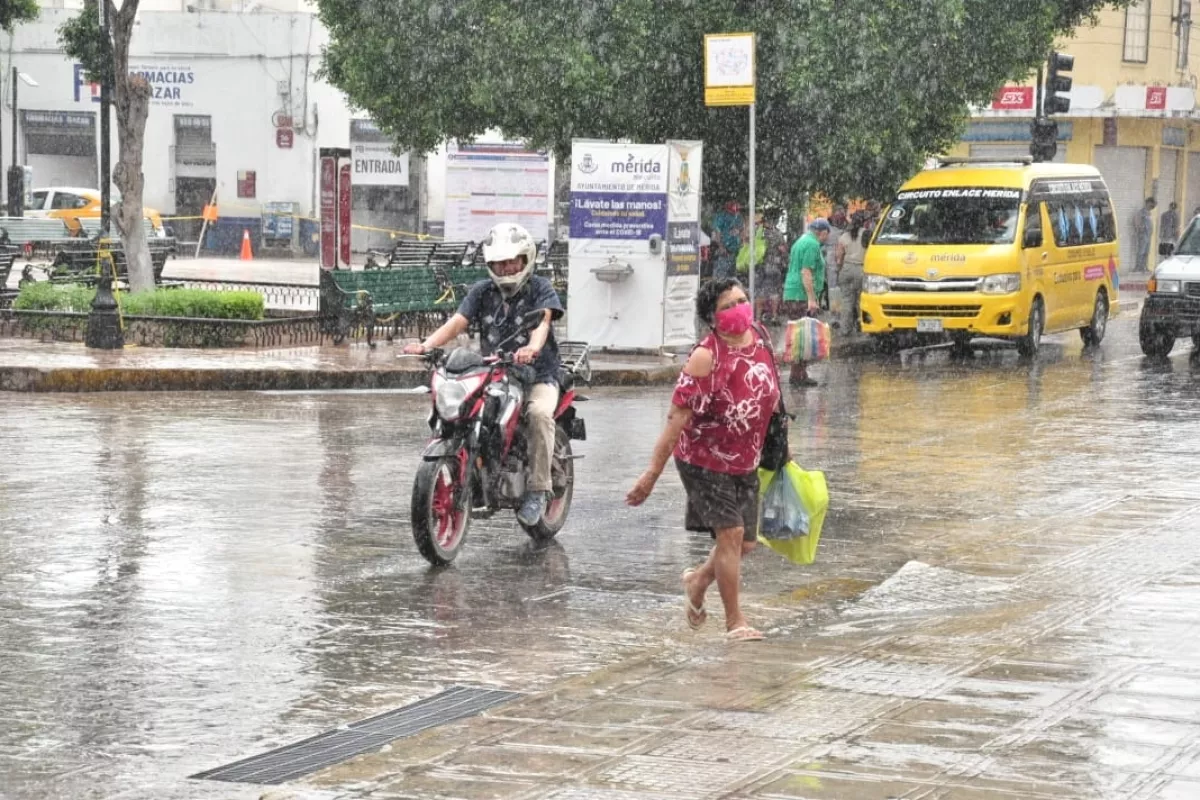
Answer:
191, 685, 521, 785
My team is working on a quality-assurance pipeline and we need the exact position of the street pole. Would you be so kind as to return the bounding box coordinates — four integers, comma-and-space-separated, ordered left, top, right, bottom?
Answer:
748, 102, 756, 312
9, 66, 17, 217
99, 0, 111, 237
1035, 64, 1044, 123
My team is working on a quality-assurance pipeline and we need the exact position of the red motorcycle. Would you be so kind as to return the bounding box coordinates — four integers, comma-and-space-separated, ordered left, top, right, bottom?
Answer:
411, 312, 590, 566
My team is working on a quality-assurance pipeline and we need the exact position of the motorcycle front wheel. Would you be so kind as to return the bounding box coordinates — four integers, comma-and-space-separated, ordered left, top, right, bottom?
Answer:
520, 426, 574, 543
412, 457, 471, 566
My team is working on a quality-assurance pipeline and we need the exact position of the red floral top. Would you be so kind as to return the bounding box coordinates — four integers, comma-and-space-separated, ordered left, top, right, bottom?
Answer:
672, 329, 780, 475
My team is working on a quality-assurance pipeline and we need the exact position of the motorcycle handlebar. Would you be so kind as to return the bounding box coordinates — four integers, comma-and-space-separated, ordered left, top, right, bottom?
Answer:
420, 347, 521, 367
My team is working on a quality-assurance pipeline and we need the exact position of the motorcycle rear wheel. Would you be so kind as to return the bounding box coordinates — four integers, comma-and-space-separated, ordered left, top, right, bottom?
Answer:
412, 457, 471, 566
520, 426, 574, 542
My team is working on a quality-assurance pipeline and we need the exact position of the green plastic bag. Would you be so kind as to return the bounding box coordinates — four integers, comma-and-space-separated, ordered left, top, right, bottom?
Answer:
756, 461, 829, 565
735, 230, 767, 275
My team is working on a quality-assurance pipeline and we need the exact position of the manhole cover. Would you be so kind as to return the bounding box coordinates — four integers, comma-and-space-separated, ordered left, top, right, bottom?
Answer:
191, 685, 521, 785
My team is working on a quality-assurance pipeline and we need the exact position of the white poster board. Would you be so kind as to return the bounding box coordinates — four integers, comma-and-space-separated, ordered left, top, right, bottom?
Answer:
663, 140, 703, 348
445, 142, 551, 242
352, 142, 410, 187
568, 141, 669, 350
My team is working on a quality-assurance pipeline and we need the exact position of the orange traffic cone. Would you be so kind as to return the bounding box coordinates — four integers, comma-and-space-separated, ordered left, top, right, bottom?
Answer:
239, 229, 253, 261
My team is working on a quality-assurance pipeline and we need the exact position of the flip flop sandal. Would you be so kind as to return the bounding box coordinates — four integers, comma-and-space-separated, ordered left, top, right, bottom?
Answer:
725, 626, 764, 642
681, 569, 707, 630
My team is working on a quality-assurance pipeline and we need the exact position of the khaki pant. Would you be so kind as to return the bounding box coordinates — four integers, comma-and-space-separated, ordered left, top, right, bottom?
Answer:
838, 262, 864, 336
527, 383, 559, 493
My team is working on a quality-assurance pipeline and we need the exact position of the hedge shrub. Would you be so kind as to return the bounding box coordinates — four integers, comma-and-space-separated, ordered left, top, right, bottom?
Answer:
12, 284, 265, 321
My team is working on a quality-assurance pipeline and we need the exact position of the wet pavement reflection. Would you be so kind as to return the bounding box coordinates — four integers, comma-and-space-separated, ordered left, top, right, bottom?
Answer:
7, 314, 1200, 798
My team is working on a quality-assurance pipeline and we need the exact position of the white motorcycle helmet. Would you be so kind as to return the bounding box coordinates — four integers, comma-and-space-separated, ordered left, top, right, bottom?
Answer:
482, 222, 538, 297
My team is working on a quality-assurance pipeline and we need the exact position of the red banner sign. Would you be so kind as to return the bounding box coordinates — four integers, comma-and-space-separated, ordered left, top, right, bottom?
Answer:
320, 154, 337, 269
1147, 86, 1168, 110
276, 128, 294, 149
338, 161, 352, 269
992, 86, 1034, 110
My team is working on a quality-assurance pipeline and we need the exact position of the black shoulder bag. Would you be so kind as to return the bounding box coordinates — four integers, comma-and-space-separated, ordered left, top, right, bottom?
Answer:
753, 322, 793, 472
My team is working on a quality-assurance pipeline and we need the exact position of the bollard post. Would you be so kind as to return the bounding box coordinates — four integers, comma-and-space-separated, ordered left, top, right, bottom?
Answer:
85, 275, 124, 349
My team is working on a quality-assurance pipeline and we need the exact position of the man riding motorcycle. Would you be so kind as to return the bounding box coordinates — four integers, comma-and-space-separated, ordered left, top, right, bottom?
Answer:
404, 222, 564, 527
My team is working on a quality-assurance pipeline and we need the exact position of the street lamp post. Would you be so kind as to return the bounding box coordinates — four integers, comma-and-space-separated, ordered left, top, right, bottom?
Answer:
99, 0, 111, 238
7, 69, 37, 218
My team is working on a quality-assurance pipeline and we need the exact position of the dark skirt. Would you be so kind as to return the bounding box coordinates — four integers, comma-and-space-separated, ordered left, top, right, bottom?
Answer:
675, 459, 760, 542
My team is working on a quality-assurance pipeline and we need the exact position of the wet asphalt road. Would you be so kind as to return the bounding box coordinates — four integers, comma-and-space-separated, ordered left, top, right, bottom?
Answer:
5, 311, 1200, 799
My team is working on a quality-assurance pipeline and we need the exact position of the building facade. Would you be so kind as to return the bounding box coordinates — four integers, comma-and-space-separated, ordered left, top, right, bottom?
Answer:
951, 1, 1200, 270
2, 6, 428, 254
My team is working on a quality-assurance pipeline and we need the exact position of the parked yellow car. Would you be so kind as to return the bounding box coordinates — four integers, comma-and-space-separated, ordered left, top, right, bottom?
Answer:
26, 186, 167, 238
861, 158, 1120, 356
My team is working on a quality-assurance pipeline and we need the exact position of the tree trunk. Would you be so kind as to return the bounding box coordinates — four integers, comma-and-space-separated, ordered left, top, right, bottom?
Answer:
108, 0, 153, 293
113, 75, 152, 292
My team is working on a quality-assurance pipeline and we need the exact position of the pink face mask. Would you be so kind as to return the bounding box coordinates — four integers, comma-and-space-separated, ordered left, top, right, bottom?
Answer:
714, 302, 753, 335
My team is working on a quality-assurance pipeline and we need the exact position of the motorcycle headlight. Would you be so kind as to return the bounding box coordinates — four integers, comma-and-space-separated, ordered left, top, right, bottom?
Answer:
981, 273, 1022, 295
1156, 279, 1182, 294
435, 380, 470, 420
863, 274, 890, 295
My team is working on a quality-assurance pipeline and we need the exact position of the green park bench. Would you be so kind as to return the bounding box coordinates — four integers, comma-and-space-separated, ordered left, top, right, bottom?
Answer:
77, 217, 178, 255
319, 266, 458, 346
0, 218, 73, 258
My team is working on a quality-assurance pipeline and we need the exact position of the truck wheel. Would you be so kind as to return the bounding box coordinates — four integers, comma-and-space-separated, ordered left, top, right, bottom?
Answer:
1080, 291, 1108, 347
1016, 298, 1044, 358
1139, 313, 1175, 358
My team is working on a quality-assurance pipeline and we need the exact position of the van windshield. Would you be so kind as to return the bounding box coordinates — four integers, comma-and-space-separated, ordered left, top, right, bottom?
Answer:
1174, 220, 1200, 256
875, 188, 1023, 246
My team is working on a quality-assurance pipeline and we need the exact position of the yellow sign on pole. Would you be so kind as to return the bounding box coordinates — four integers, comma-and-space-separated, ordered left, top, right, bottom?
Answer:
704, 33, 756, 107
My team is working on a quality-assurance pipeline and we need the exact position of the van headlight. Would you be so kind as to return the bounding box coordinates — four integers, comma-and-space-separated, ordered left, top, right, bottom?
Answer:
981, 273, 1022, 294
1156, 278, 1182, 294
863, 274, 890, 295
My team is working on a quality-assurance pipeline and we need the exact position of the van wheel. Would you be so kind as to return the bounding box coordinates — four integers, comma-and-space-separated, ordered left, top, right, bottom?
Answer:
1016, 298, 1044, 358
873, 333, 900, 354
1139, 313, 1175, 358
1080, 291, 1108, 347
950, 333, 974, 358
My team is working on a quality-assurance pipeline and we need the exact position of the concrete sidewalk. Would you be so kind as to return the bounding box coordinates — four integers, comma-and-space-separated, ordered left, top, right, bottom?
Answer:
0, 338, 685, 392
297, 482, 1200, 800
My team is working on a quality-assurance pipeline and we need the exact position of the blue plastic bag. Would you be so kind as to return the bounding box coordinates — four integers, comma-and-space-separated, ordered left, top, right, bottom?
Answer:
756, 461, 829, 565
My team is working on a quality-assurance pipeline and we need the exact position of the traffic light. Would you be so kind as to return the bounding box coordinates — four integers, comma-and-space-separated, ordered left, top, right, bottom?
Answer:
1030, 118, 1059, 162
1044, 51, 1074, 115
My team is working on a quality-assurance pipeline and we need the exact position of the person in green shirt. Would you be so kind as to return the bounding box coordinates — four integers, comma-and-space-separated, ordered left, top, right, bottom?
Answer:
783, 218, 831, 388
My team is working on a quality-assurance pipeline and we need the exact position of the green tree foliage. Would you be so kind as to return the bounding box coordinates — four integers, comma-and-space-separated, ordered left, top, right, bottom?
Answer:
0, 0, 38, 33
57, 0, 114, 87
319, 0, 1129, 203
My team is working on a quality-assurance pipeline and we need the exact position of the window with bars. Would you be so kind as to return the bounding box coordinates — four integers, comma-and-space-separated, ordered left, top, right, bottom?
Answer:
1124, 0, 1151, 62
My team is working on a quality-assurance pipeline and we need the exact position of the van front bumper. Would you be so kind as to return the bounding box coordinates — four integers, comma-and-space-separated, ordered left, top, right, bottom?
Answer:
859, 293, 1025, 336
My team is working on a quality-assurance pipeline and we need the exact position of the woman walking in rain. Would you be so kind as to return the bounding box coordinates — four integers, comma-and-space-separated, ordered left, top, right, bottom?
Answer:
626, 278, 782, 642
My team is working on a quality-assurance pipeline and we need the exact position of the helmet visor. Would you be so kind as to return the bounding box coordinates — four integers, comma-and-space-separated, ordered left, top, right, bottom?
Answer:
488, 257, 526, 277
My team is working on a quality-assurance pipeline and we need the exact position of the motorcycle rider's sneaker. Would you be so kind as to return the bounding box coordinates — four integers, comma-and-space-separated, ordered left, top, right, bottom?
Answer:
517, 491, 548, 527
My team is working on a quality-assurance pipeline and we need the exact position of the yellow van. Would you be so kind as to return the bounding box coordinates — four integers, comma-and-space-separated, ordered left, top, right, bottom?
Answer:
860, 158, 1120, 355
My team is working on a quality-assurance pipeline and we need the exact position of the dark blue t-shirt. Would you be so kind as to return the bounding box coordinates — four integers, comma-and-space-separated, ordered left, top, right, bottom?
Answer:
457, 276, 564, 384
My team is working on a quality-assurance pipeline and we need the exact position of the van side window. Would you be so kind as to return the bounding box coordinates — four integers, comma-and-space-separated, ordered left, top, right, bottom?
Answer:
1072, 203, 1090, 246
1050, 202, 1073, 247
1024, 202, 1043, 247
1099, 196, 1117, 243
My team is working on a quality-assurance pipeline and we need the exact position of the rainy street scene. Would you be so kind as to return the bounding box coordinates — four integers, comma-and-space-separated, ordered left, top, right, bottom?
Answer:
10, 0, 1200, 799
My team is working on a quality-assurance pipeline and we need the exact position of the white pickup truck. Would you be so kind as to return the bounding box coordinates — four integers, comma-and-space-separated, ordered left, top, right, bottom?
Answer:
1140, 220, 1200, 357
